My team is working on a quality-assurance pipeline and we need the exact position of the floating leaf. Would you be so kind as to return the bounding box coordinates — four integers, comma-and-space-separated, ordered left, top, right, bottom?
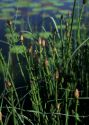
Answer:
15, 1, 30, 8
54, 2, 64, 7
55, 14, 61, 18
32, 8, 41, 13
0, 13, 12, 20
60, 9, 72, 15
0, 3, 15, 8
29, 3, 41, 8
2, 8, 15, 13
13, 20, 22, 25
42, 6, 56, 11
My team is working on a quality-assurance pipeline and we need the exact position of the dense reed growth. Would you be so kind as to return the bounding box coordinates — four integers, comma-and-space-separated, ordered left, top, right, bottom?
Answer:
0, 0, 89, 124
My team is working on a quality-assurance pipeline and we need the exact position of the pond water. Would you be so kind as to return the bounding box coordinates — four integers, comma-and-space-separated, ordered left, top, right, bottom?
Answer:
0, 0, 74, 31
0, 0, 89, 53
0, 0, 88, 29
0, 1, 89, 119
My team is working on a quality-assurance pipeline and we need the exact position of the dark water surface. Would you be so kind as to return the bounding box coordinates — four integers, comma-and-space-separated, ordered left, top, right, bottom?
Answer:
0, 1, 89, 33
0, 0, 89, 53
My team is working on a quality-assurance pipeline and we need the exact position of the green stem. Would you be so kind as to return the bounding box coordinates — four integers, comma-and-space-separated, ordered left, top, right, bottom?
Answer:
0, 51, 20, 107
70, 0, 77, 40
16, 54, 26, 83
65, 89, 68, 125
11, 89, 16, 125
77, 5, 84, 45
75, 99, 78, 125
55, 81, 58, 105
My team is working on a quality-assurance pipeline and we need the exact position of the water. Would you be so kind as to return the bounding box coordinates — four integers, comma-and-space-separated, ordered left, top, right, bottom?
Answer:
0, 0, 89, 53
0, 0, 73, 30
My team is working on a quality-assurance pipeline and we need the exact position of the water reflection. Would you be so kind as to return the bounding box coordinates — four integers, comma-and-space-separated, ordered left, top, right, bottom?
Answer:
0, 0, 89, 52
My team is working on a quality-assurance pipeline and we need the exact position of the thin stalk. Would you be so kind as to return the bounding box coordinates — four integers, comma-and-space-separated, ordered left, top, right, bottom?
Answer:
60, 17, 64, 68
69, 0, 77, 41
67, 37, 89, 70
75, 99, 79, 125
0, 51, 20, 107
55, 80, 60, 124
86, 74, 88, 96
27, 16, 33, 33
68, 0, 77, 61
16, 54, 26, 83
77, 5, 84, 45
49, 16, 60, 39
0, 97, 3, 125
21, 42, 32, 80
65, 89, 69, 125
55, 81, 58, 105
11, 89, 16, 125
4, 111, 12, 125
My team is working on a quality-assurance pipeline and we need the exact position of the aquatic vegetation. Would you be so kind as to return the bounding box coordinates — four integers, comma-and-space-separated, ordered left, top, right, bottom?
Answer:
10, 45, 26, 54
39, 32, 52, 39
0, 0, 89, 125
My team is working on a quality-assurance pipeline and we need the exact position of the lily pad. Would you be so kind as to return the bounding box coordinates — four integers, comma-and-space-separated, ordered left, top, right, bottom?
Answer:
0, 16, 12, 20
43, 6, 56, 11
55, 14, 61, 18
15, 1, 30, 8
29, 3, 41, 8
60, 9, 72, 15
2, 8, 15, 13
54, 2, 64, 7
32, 8, 41, 13
0, 3, 15, 8
13, 20, 22, 25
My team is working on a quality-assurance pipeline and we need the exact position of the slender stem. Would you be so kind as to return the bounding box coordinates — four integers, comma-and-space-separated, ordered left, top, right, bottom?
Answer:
77, 5, 84, 45
69, 0, 77, 41
75, 99, 78, 125
16, 54, 26, 83
65, 89, 68, 125
11, 89, 16, 125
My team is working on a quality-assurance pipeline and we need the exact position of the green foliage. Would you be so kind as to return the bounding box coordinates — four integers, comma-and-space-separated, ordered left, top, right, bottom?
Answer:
23, 32, 37, 40
10, 45, 26, 54
39, 32, 52, 39
0, 0, 89, 125
0, 58, 4, 74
